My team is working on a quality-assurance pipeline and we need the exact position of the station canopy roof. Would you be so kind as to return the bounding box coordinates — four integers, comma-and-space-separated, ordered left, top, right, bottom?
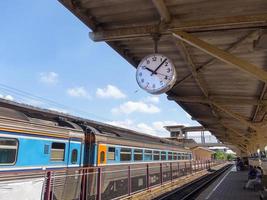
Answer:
59, 0, 267, 153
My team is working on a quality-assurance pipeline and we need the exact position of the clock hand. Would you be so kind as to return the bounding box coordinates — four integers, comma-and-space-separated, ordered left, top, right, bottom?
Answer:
145, 67, 171, 77
144, 67, 157, 74
156, 73, 171, 78
151, 58, 167, 76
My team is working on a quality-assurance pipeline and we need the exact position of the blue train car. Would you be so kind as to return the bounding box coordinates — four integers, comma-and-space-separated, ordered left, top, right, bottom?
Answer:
0, 107, 84, 172
0, 101, 193, 200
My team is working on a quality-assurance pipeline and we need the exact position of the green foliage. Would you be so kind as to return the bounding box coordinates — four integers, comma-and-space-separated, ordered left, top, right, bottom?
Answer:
214, 151, 226, 160
214, 151, 236, 160
226, 153, 235, 161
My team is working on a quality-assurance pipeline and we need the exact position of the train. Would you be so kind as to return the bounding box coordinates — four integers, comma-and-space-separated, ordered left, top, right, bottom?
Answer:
0, 100, 193, 200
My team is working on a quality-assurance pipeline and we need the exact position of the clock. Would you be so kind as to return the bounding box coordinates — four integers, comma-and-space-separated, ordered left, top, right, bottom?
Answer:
136, 54, 177, 94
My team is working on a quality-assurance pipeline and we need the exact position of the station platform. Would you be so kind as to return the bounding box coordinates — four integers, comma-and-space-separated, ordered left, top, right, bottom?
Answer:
197, 166, 260, 200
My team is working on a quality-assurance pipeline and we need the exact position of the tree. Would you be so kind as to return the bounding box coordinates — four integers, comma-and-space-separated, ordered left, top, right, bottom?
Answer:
214, 151, 226, 160
226, 153, 235, 161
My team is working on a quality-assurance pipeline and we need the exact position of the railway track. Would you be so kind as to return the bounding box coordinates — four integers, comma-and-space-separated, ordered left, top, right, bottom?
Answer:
154, 164, 233, 200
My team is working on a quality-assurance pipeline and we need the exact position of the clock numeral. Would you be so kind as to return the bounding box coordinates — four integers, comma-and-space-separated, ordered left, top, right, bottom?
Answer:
141, 66, 146, 69
152, 56, 157, 61
165, 76, 168, 80
146, 60, 150, 64
160, 57, 163, 62
160, 81, 163, 85
166, 68, 171, 73
141, 78, 144, 83
152, 84, 156, 88
165, 62, 168, 66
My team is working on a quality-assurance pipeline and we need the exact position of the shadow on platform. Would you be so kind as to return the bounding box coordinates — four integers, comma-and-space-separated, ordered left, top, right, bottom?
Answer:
197, 167, 260, 200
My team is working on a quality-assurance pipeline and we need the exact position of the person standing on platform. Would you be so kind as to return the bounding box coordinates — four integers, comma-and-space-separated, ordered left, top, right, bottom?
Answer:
244, 166, 262, 190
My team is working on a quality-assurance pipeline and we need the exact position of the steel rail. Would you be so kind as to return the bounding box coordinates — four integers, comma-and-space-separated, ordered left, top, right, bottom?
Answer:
154, 164, 233, 200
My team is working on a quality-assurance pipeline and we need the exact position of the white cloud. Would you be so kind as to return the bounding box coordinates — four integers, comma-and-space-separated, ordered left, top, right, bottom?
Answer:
152, 121, 177, 132
136, 123, 157, 135
22, 99, 44, 107
144, 96, 160, 103
40, 72, 58, 84
48, 107, 68, 114
0, 94, 14, 101
106, 119, 158, 136
107, 119, 195, 138
111, 101, 160, 114
96, 85, 126, 99
106, 119, 134, 129
67, 87, 90, 99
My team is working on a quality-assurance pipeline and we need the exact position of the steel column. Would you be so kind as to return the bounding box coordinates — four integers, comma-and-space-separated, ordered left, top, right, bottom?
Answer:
97, 168, 102, 200
146, 164, 150, 189
128, 165, 131, 196
170, 162, 173, 182
44, 171, 52, 200
160, 163, 163, 185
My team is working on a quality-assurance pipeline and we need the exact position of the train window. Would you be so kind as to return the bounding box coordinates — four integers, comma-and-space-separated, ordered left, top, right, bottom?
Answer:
120, 148, 132, 161
100, 151, 105, 164
134, 149, 143, 161
71, 149, 78, 164
178, 153, 181, 160
44, 144, 49, 154
161, 152, 166, 160
168, 152, 173, 160
51, 142, 65, 161
108, 147, 116, 160
0, 138, 18, 165
173, 152, 177, 160
153, 151, 160, 161
144, 150, 152, 160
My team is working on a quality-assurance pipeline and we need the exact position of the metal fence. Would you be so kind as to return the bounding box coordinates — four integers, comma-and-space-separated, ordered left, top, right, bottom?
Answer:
41, 160, 222, 200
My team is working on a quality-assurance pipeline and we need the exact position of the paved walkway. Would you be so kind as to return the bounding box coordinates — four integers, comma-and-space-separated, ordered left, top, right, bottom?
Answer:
197, 167, 260, 200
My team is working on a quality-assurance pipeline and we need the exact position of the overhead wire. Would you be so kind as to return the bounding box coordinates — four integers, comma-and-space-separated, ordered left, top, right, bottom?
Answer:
0, 83, 171, 135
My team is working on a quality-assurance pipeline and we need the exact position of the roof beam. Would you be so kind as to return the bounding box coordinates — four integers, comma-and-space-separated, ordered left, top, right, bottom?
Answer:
89, 13, 267, 41
176, 40, 221, 121
220, 123, 249, 140
252, 83, 267, 121
173, 31, 267, 83
152, 0, 171, 23
168, 95, 259, 130
212, 102, 259, 131
167, 96, 267, 106
193, 117, 239, 125
60, 0, 98, 31
177, 42, 209, 97
209, 127, 248, 150
174, 30, 259, 86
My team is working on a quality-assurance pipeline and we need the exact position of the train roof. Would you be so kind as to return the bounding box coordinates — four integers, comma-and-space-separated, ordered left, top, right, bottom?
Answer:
0, 98, 186, 148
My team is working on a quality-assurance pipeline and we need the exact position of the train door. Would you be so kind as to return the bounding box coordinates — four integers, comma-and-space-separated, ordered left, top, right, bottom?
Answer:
67, 138, 82, 167
62, 138, 82, 200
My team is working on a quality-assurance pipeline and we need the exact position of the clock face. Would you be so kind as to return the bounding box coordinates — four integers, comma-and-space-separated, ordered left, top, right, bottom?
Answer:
136, 54, 176, 94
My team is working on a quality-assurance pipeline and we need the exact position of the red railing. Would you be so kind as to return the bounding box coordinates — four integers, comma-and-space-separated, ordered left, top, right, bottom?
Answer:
40, 160, 223, 200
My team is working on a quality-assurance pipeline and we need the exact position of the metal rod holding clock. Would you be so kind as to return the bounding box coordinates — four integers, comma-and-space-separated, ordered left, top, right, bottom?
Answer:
152, 33, 161, 53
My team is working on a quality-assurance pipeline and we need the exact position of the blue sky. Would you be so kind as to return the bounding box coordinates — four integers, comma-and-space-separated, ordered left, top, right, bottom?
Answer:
0, 0, 201, 137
